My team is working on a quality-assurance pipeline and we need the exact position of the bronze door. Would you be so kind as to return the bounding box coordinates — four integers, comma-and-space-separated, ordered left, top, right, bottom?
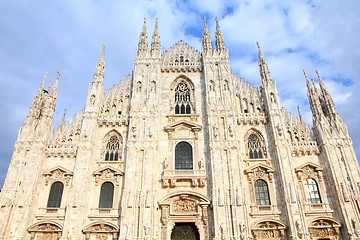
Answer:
171, 223, 200, 240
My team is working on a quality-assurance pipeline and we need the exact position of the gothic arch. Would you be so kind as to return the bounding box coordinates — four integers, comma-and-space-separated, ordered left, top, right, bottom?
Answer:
28, 221, 63, 240
102, 130, 122, 143
170, 75, 195, 90
244, 128, 267, 159
102, 130, 123, 162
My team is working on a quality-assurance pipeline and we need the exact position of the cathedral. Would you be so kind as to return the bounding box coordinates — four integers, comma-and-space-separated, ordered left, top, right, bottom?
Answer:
1, 17, 360, 240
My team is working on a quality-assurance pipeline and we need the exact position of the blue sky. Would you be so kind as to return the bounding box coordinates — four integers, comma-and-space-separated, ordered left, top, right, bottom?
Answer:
0, 0, 359, 188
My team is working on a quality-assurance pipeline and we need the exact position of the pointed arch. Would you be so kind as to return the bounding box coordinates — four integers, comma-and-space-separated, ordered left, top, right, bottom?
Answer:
244, 129, 267, 159
171, 75, 195, 115
102, 130, 123, 161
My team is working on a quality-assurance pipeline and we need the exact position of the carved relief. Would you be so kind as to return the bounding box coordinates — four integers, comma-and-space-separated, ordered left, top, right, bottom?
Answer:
83, 223, 119, 240
251, 220, 286, 240
173, 199, 196, 212
93, 166, 123, 186
28, 222, 62, 240
308, 218, 341, 239
43, 167, 73, 186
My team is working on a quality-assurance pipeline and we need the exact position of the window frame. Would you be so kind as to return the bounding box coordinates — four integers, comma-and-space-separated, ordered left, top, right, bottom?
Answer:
174, 141, 194, 170
98, 182, 115, 209
47, 181, 64, 208
254, 179, 271, 206
304, 178, 322, 204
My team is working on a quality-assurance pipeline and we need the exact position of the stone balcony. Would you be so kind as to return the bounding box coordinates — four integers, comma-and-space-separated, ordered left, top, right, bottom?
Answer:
249, 205, 281, 217
304, 203, 333, 216
161, 169, 206, 188
88, 208, 119, 220
36, 208, 66, 220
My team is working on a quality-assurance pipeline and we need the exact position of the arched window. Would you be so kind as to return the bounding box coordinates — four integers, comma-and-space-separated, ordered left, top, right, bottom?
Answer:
47, 181, 64, 208
174, 82, 191, 114
104, 134, 122, 161
248, 133, 264, 159
255, 179, 271, 206
175, 142, 193, 170
99, 182, 114, 208
304, 178, 322, 204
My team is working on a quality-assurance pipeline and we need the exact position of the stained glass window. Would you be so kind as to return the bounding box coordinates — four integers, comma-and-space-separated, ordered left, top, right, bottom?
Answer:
248, 133, 264, 159
175, 82, 191, 114
104, 135, 121, 161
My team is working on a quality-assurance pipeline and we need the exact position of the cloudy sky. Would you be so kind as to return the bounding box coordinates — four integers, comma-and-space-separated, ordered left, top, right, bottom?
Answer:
0, 0, 359, 188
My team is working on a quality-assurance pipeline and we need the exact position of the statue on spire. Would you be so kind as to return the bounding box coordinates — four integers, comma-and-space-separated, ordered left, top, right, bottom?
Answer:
151, 18, 161, 56
137, 18, 148, 55
93, 44, 106, 83
257, 42, 272, 84
215, 17, 226, 53
202, 16, 212, 53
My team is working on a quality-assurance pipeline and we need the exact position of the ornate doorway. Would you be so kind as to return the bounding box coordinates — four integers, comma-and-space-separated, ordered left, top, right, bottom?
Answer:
159, 192, 210, 240
171, 223, 200, 240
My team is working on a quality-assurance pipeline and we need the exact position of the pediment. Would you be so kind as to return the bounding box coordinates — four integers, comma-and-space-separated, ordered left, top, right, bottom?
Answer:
93, 165, 123, 176
244, 163, 274, 174
159, 191, 210, 205
164, 120, 202, 132
295, 162, 323, 172
43, 166, 73, 177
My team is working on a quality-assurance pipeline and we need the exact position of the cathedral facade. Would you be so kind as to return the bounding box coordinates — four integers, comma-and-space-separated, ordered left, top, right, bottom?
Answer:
1, 17, 360, 240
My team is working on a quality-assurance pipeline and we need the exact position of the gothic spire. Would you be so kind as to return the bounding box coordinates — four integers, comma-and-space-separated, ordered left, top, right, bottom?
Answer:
215, 17, 226, 53
50, 71, 60, 101
202, 16, 212, 53
257, 42, 271, 83
304, 69, 322, 119
151, 18, 161, 56
297, 106, 303, 123
316, 69, 337, 117
137, 18, 148, 55
93, 44, 106, 83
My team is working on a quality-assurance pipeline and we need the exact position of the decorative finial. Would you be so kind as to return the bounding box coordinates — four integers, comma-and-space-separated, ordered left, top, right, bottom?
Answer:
315, 69, 322, 81
297, 106, 303, 122
61, 108, 66, 125
303, 69, 309, 81
43, 72, 48, 81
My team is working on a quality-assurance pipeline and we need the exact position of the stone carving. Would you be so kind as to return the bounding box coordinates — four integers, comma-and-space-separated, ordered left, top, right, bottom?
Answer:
161, 40, 202, 72
43, 167, 73, 186
295, 220, 303, 238
252, 221, 286, 240
144, 224, 150, 237
93, 167, 123, 185
213, 124, 219, 138
308, 219, 340, 238
173, 199, 196, 212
